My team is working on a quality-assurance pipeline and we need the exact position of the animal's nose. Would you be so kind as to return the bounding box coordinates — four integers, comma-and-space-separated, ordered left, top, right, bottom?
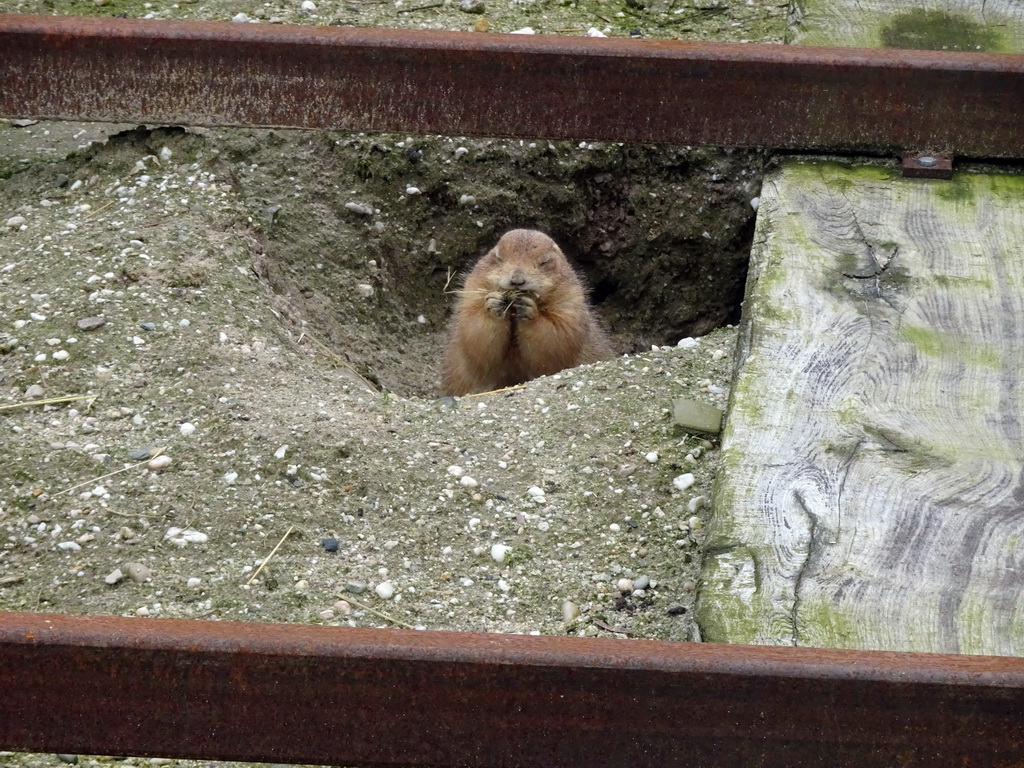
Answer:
509, 270, 526, 286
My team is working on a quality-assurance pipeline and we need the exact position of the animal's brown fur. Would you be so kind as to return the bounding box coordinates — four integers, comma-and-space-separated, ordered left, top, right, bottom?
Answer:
441, 229, 613, 396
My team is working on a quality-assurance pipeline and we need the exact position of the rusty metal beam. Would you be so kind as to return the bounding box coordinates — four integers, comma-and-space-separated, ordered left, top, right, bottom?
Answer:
2, 612, 1024, 767
1, 15, 1023, 157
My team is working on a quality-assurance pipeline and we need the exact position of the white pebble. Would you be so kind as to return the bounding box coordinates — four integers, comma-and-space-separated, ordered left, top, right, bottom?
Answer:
165, 527, 209, 547
562, 600, 579, 622
57, 541, 82, 551
231, 12, 249, 21
91, 485, 108, 498
355, 283, 375, 298
31, 313, 46, 321
159, 146, 173, 161
447, 465, 465, 477
301, 0, 317, 9
52, 350, 69, 361
319, 609, 334, 620
223, 471, 238, 484
334, 600, 352, 615
274, 444, 289, 459
453, 147, 469, 159
344, 201, 374, 216
750, 196, 760, 211
677, 337, 699, 349
673, 473, 695, 492
617, 578, 634, 593
5, 215, 26, 228
586, 27, 607, 36
609, 523, 621, 532
458, 194, 476, 206
688, 516, 704, 530
375, 581, 395, 599
460, 475, 479, 488
104, 568, 124, 585
405, 186, 421, 196
490, 543, 511, 563
417, 315, 426, 324
645, 451, 659, 463
687, 495, 707, 513
711, 349, 727, 361
526, 486, 545, 497
147, 455, 172, 471
179, 422, 196, 436
187, 577, 202, 589
510, 26, 535, 34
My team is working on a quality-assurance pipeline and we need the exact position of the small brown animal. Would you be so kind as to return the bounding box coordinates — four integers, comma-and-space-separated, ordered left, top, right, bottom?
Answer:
441, 229, 613, 396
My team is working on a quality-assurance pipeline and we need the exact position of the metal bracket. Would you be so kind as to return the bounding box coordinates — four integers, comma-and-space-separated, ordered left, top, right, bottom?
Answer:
902, 152, 954, 179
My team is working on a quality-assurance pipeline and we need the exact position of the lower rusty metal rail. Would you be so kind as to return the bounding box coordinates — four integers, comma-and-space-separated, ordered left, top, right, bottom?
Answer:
1, 14, 1023, 157
1, 612, 1023, 767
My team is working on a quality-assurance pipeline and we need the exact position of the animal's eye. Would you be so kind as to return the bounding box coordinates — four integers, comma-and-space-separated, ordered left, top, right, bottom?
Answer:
537, 256, 552, 266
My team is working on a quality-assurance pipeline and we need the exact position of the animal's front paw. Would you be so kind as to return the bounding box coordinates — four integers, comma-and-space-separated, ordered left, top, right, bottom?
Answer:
509, 293, 537, 320
485, 291, 511, 318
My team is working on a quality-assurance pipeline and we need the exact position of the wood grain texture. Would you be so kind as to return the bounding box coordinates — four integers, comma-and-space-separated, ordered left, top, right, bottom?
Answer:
790, 0, 1024, 52
698, 159, 1024, 654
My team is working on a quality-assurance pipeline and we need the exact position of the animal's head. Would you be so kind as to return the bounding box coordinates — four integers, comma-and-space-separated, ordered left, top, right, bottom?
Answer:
480, 229, 565, 294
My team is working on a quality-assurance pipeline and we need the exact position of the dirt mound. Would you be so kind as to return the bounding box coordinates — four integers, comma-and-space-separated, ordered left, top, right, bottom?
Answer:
210, 128, 761, 394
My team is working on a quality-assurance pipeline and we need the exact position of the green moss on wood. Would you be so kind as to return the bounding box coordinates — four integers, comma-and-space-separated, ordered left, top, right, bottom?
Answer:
935, 176, 977, 205
900, 324, 1001, 370
696, 547, 764, 644
791, 0, 1022, 53
795, 597, 863, 647
879, 9, 1004, 52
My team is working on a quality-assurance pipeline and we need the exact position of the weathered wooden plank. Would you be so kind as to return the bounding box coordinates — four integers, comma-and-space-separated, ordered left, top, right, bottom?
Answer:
789, 0, 1024, 53
698, 159, 1024, 654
